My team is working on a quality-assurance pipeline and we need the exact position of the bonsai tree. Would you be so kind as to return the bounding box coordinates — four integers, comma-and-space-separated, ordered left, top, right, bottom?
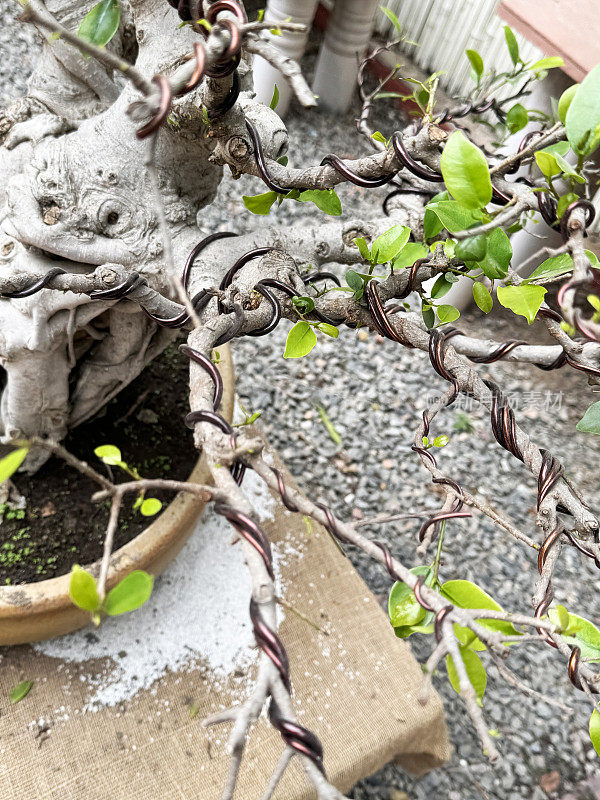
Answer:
3, 0, 600, 796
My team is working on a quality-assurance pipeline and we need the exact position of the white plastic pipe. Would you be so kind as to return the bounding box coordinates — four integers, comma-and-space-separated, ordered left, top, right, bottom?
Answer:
252, 0, 320, 117
312, 0, 380, 113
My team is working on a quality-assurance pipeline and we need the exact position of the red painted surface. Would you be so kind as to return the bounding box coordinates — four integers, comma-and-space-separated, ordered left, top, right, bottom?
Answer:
498, 0, 600, 82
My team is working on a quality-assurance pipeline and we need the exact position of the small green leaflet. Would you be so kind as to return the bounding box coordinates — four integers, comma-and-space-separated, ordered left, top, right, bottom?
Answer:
10, 680, 33, 704
503, 26, 520, 65
315, 322, 339, 338
94, 444, 123, 466
535, 141, 569, 179
371, 131, 388, 145
529, 56, 564, 73
380, 6, 402, 35
354, 236, 372, 262
455, 235, 487, 263
104, 571, 154, 616
389, 566, 435, 637
69, 565, 100, 612
284, 321, 317, 359
298, 189, 342, 216
506, 103, 528, 134
441, 579, 521, 646
426, 200, 482, 234
440, 131, 492, 210
140, 497, 162, 516
479, 228, 512, 280
558, 83, 578, 124
242, 191, 279, 215
496, 285, 546, 324
78, 0, 121, 48
0, 446, 29, 484
437, 304, 460, 324
446, 647, 487, 703
590, 709, 600, 757
270, 84, 280, 110
346, 269, 364, 300
527, 250, 598, 281
317, 405, 342, 446
243, 189, 341, 216
548, 606, 600, 659
566, 63, 600, 156
466, 49, 484, 82
473, 282, 492, 313
577, 401, 600, 435
393, 242, 428, 268
371, 225, 410, 264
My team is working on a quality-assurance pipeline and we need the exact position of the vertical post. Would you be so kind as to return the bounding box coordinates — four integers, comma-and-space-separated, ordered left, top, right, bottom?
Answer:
252, 0, 320, 117
312, 0, 379, 113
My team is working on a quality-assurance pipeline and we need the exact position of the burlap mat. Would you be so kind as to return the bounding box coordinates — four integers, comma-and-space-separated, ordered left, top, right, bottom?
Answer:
0, 454, 450, 799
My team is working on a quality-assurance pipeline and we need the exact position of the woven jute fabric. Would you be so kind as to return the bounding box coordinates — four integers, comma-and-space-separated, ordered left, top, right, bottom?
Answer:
0, 456, 450, 799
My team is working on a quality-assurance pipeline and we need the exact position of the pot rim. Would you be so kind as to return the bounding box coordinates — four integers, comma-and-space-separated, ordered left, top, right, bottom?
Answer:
0, 345, 234, 621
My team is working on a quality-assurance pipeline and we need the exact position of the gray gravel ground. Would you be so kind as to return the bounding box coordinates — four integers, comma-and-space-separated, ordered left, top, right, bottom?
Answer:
3, 6, 600, 799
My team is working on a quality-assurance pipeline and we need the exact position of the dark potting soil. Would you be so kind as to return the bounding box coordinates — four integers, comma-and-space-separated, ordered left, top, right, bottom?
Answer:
0, 340, 199, 585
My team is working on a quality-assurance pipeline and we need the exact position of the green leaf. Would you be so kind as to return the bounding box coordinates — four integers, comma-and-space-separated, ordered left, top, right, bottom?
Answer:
436, 304, 460, 324
556, 192, 581, 218
497, 284, 547, 324
548, 607, 600, 659
527, 252, 573, 281
371, 131, 387, 145
440, 131, 492, 210
393, 242, 429, 268
446, 647, 487, 702
566, 63, 600, 155
423, 191, 450, 239
441, 579, 520, 639
422, 302, 436, 329
292, 295, 315, 314
94, 444, 123, 466
534, 142, 569, 178
388, 566, 431, 629
298, 189, 342, 216
242, 191, 279, 215
140, 497, 162, 516
433, 435, 449, 448
345, 269, 364, 298
380, 5, 402, 35
0, 446, 29, 484
427, 200, 483, 233
529, 56, 564, 73
78, 0, 121, 48
283, 321, 317, 359
503, 26, 520, 65
354, 236, 372, 262
317, 405, 342, 446
10, 680, 33, 704
466, 49, 484, 81
506, 103, 528, 134
479, 228, 512, 280
431, 274, 453, 300
69, 565, 99, 612
269, 84, 279, 110
558, 83, 578, 124
455, 234, 487, 263
103, 570, 154, 616
555, 604, 571, 632
473, 282, 493, 313
371, 225, 411, 264
577, 401, 600, 435
590, 709, 600, 757
315, 322, 339, 338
